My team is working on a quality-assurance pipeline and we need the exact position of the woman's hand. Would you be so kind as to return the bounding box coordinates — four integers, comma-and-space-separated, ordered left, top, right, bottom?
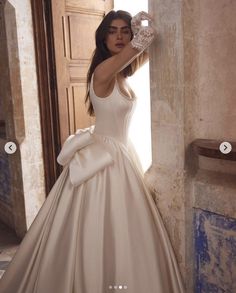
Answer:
131, 11, 153, 35
93, 11, 156, 90
130, 11, 156, 52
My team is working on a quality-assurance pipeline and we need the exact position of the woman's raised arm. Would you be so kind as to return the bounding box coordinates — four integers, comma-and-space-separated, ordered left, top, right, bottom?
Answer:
94, 43, 142, 85
94, 11, 155, 88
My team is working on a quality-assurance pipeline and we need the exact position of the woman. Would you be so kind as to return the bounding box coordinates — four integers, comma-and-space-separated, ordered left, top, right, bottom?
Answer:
0, 10, 184, 293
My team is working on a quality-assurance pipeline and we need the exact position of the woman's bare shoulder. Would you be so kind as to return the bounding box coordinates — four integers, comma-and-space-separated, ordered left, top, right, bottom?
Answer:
94, 43, 140, 84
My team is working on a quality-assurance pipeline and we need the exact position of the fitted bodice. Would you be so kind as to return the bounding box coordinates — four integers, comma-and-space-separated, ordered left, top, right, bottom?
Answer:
89, 74, 137, 146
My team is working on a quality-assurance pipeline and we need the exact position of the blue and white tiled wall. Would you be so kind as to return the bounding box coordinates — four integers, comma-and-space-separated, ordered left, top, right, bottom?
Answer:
194, 209, 236, 292
0, 151, 11, 205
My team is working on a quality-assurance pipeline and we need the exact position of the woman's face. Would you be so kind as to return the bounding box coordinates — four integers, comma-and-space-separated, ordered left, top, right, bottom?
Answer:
105, 19, 132, 55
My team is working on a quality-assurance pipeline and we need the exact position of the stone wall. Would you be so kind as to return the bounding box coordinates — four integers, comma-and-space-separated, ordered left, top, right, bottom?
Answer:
8, 0, 46, 229
147, 0, 186, 280
147, 0, 236, 291
0, 0, 45, 236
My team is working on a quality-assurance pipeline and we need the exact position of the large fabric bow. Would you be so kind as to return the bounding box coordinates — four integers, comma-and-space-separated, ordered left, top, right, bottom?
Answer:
57, 126, 114, 187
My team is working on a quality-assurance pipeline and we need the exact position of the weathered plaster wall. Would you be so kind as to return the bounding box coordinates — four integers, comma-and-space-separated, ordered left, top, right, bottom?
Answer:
5, 0, 45, 230
147, 0, 186, 281
147, 0, 236, 292
197, 0, 236, 140
188, 1, 236, 291
0, 0, 26, 237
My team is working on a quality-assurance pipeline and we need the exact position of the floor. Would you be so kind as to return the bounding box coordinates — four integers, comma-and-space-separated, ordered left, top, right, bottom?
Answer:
0, 221, 20, 278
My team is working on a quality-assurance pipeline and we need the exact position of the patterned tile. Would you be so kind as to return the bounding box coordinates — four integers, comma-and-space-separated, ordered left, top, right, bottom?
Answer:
0, 221, 20, 279
0, 261, 10, 270
194, 208, 236, 292
0, 270, 5, 278
0, 152, 11, 204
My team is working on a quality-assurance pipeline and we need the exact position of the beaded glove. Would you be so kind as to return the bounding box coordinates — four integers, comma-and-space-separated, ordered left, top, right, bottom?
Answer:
131, 26, 155, 51
130, 11, 156, 52
131, 11, 153, 35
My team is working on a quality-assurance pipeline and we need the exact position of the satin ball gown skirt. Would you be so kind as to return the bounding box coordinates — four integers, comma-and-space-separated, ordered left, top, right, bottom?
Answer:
0, 128, 184, 293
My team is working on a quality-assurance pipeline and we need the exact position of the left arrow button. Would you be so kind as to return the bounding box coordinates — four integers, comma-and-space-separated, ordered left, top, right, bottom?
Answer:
4, 142, 17, 154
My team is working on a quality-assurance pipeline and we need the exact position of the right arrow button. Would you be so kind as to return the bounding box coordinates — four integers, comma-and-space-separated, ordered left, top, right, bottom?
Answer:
219, 141, 232, 154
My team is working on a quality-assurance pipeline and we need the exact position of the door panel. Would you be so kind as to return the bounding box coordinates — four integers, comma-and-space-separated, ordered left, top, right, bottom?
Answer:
52, 0, 114, 144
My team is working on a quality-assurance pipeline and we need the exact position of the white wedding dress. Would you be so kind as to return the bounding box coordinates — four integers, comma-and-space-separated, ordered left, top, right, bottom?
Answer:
0, 74, 184, 293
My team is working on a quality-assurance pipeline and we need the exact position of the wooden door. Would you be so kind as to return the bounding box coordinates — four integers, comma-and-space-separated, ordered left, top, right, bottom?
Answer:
51, 0, 113, 144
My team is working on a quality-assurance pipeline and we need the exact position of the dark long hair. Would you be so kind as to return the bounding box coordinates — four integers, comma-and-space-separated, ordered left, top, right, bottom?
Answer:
85, 10, 144, 116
